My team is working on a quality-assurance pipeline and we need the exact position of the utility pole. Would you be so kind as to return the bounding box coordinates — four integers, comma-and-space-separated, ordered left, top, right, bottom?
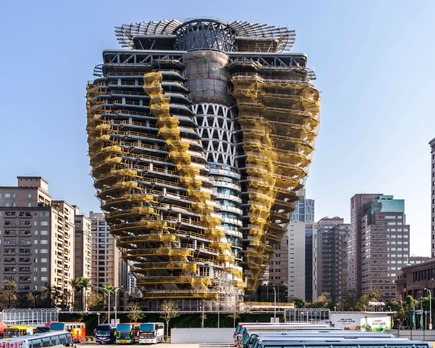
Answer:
273, 287, 277, 323
425, 288, 432, 330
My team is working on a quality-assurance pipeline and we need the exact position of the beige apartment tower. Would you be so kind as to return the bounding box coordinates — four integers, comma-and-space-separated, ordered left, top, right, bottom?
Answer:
0, 177, 76, 307
89, 211, 126, 306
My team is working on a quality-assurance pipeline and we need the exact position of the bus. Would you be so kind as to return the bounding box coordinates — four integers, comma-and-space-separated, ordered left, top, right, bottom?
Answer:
34, 328, 49, 334
94, 324, 116, 344
3, 326, 35, 339
115, 323, 140, 344
0, 331, 75, 348
138, 322, 164, 344
241, 332, 396, 348
49, 322, 86, 343
251, 337, 430, 348
235, 324, 340, 347
234, 323, 332, 343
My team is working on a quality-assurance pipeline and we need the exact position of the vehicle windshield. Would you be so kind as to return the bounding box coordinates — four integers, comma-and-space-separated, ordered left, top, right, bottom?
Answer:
117, 331, 132, 339
139, 324, 154, 331
50, 323, 65, 331
96, 326, 112, 332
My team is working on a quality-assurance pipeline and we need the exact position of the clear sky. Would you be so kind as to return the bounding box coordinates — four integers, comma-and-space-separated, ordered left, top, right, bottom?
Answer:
1, 0, 434, 256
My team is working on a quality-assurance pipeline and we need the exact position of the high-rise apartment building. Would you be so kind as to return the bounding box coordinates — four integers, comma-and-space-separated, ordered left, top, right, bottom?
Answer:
74, 211, 92, 308
349, 194, 380, 296
0, 177, 76, 307
349, 194, 410, 300
86, 18, 320, 308
89, 211, 128, 309
273, 191, 315, 302
429, 137, 435, 257
316, 217, 349, 304
261, 190, 315, 302
74, 211, 92, 280
89, 212, 122, 288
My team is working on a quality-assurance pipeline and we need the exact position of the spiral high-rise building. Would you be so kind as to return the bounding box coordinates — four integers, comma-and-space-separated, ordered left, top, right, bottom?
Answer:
86, 18, 320, 309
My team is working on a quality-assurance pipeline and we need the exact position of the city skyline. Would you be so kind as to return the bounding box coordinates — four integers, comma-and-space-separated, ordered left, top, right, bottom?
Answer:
1, 0, 435, 257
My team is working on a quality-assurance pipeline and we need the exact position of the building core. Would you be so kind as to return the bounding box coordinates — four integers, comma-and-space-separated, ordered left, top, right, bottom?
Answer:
86, 18, 320, 309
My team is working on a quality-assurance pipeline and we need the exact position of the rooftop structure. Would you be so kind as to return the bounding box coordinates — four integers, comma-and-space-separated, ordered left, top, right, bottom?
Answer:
86, 18, 320, 309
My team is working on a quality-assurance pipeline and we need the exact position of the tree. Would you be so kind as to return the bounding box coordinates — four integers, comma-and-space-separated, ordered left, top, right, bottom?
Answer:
356, 290, 381, 311
127, 302, 144, 322
39, 284, 56, 308
293, 298, 305, 308
87, 292, 105, 311
312, 292, 331, 308
50, 286, 64, 307
160, 300, 180, 340
0, 281, 17, 309
31, 290, 42, 307
402, 295, 418, 329
71, 277, 91, 311
341, 289, 358, 311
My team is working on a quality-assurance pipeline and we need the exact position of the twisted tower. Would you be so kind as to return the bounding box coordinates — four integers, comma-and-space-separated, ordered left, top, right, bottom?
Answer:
86, 18, 320, 309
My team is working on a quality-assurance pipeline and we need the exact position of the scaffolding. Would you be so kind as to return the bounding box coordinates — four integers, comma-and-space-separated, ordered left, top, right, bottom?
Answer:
87, 17, 319, 306
231, 70, 320, 293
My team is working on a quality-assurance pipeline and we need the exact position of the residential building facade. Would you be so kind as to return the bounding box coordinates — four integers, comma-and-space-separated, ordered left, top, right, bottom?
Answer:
74, 211, 92, 308
89, 211, 125, 306
349, 194, 381, 296
0, 177, 75, 307
316, 217, 349, 304
268, 191, 315, 302
350, 194, 410, 300
86, 18, 320, 308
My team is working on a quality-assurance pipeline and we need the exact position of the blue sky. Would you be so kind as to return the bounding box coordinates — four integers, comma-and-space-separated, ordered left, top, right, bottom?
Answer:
1, 0, 434, 256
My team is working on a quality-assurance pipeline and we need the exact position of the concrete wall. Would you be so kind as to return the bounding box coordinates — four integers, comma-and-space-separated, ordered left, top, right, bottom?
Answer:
183, 50, 232, 106
171, 328, 234, 343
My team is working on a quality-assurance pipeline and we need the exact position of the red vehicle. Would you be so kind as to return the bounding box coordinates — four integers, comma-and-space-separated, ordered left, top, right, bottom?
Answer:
49, 322, 86, 343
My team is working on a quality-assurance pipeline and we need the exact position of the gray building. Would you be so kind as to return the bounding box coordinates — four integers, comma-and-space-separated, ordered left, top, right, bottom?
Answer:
349, 193, 381, 296
316, 217, 349, 304
350, 194, 410, 300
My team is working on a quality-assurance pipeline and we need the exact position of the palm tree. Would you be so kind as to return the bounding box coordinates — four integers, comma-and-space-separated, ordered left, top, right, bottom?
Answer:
101, 285, 116, 301
71, 277, 91, 311
81, 278, 91, 311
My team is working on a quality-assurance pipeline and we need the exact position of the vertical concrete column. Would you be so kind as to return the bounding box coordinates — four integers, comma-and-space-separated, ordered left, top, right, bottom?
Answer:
183, 50, 232, 106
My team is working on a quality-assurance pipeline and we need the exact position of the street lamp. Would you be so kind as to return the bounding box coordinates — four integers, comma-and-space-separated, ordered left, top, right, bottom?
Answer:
273, 287, 277, 323
425, 288, 432, 330
201, 299, 205, 328
107, 291, 111, 325
114, 286, 123, 325
94, 286, 115, 325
